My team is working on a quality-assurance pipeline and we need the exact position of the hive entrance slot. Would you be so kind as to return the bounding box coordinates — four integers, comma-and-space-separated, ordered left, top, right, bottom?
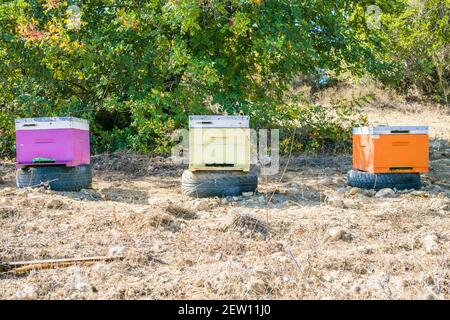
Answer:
32, 157, 56, 164
389, 167, 413, 171
205, 163, 235, 168
23, 124, 37, 127
390, 130, 410, 134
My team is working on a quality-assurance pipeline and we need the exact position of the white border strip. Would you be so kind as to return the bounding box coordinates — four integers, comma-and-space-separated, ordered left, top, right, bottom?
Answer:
189, 116, 249, 128
353, 126, 428, 135
15, 117, 89, 131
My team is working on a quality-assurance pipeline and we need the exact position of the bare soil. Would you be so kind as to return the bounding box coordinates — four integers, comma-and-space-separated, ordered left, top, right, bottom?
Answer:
0, 105, 449, 300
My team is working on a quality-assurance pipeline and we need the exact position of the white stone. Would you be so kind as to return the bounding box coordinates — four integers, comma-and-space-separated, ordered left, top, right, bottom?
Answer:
326, 196, 346, 208
92, 263, 111, 272
193, 200, 209, 211
73, 276, 91, 292
410, 190, 429, 197
362, 189, 376, 197
375, 188, 396, 198
16, 285, 37, 299
422, 235, 439, 254
328, 227, 352, 241
108, 245, 126, 257
0, 187, 15, 196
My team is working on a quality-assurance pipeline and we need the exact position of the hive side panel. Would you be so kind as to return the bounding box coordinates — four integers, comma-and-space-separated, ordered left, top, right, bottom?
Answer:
352, 134, 374, 172
373, 134, 429, 173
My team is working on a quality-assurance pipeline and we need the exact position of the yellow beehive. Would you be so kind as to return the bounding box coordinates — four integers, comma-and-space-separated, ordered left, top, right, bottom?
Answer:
189, 116, 250, 172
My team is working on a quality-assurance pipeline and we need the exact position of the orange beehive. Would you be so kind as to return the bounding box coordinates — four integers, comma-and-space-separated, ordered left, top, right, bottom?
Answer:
352, 126, 429, 174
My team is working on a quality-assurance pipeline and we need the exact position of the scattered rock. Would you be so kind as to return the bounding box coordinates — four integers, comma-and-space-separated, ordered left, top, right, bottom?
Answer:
16, 285, 37, 299
46, 198, 65, 209
326, 196, 347, 209
410, 190, 429, 197
0, 177, 4, 184
133, 206, 149, 215
80, 188, 102, 200
362, 189, 376, 197
375, 188, 396, 198
319, 177, 334, 186
422, 235, 439, 254
0, 187, 15, 196
287, 187, 301, 195
423, 184, 444, 193
328, 227, 352, 242
166, 204, 196, 219
430, 140, 443, 150
192, 200, 209, 212
337, 186, 351, 194
108, 245, 127, 257
397, 189, 414, 194
423, 275, 435, 286
151, 240, 166, 253
242, 192, 254, 197
347, 187, 360, 196
352, 285, 362, 294
357, 246, 375, 255
92, 263, 111, 273
221, 198, 228, 205
148, 197, 173, 207
73, 276, 92, 292
271, 252, 288, 263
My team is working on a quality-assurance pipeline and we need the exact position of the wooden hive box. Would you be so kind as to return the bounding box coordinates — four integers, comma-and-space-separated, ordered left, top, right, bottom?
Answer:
189, 116, 250, 172
15, 117, 90, 169
352, 125, 429, 174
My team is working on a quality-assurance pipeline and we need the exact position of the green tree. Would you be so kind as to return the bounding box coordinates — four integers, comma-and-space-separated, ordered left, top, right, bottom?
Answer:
377, 0, 449, 103
0, 0, 404, 156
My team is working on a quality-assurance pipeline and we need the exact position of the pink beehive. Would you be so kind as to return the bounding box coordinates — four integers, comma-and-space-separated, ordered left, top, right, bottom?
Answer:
15, 117, 90, 168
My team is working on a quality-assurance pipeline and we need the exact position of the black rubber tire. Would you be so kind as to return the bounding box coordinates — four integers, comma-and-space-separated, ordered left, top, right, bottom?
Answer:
181, 170, 258, 198
347, 169, 421, 191
16, 165, 92, 191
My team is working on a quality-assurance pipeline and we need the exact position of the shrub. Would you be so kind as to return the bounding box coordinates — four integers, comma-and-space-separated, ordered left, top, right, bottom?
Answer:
275, 95, 371, 154
0, 0, 387, 157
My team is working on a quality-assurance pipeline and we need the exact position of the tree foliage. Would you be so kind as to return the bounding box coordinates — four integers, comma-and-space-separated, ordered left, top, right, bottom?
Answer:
0, 0, 447, 157
377, 0, 449, 103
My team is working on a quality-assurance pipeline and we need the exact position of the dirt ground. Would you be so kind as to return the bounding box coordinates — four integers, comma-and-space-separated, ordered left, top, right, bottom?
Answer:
0, 104, 449, 300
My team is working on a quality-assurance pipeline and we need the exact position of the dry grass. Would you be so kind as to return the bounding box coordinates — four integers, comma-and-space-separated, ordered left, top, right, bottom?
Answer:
229, 213, 271, 240
166, 204, 197, 220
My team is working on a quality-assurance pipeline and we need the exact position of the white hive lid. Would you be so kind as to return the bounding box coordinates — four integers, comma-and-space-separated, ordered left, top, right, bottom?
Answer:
353, 125, 428, 135
189, 115, 249, 128
15, 117, 89, 131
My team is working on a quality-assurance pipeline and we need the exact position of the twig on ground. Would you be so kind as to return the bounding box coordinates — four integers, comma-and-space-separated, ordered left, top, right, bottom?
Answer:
264, 128, 297, 223
286, 248, 317, 295
1, 255, 124, 274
